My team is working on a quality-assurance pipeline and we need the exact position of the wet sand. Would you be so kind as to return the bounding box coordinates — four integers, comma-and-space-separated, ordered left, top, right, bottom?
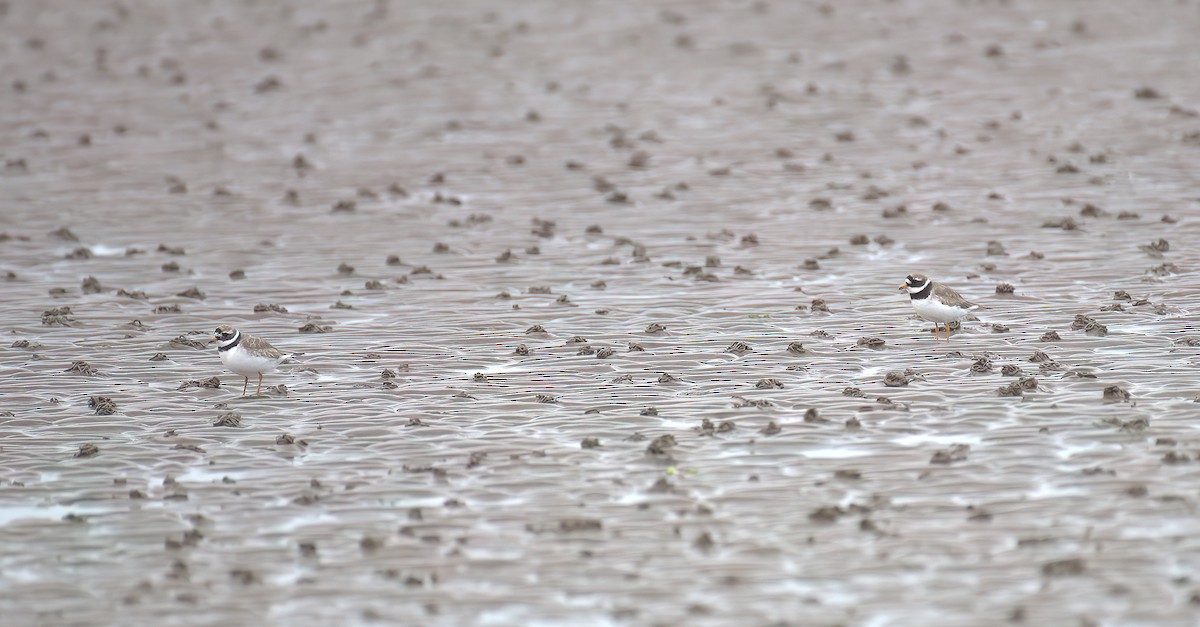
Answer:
2, 0, 1200, 624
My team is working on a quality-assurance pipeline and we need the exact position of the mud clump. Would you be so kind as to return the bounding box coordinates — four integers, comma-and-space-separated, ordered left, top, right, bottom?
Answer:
169, 335, 207, 350
1000, 377, 1039, 397
559, 519, 602, 533
1103, 385, 1131, 403
883, 371, 909, 387
646, 434, 676, 456
1040, 331, 1061, 342
1071, 314, 1108, 336
930, 444, 970, 464
998, 382, 1024, 397
116, 289, 148, 299
42, 306, 76, 326
299, 323, 331, 333
995, 283, 1015, 294
66, 361, 99, 376
49, 226, 79, 241
726, 341, 752, 355
759, 421, 782, 435
1042, 217, 1079, 230
810, 298, 830, 312
1140, 239, 1169, 254
809, 506, 844, 523
580, 437, 600, 449
1041, 558, 1085, 577
645, 323, 667, 334
787, 342, 806, 354
75, 443, 100, 458
88, 396, 117, 415
733, 396, 771, 409
254, 303, 289, 313
213, 411, 242, 427
149, 353, 168, 361
178, 377, 221, 390
857, 337, 886, 349
81, 276, 103, 294
755, 378, 784, 389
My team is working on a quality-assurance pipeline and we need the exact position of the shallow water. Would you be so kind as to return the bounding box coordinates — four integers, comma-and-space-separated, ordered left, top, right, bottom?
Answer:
2, 0, 1200, 625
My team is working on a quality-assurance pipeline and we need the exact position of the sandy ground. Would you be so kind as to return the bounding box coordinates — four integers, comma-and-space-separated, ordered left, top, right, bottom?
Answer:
2, 0, 1200, 625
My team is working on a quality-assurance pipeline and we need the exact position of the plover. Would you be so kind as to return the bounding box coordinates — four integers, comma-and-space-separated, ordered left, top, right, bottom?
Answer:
899, 273, 978, 342
210, 325, 292, 395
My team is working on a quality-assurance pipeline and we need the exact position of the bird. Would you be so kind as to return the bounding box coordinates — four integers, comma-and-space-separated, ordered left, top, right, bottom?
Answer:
210, 325, 292, 395
899, 273, 978, 342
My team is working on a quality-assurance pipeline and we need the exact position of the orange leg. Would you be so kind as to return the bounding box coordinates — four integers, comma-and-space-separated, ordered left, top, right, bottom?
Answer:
255, 373, 264, 396
945, 323, 952, 342
241, 377, 249, 396
932, 324, 939, 342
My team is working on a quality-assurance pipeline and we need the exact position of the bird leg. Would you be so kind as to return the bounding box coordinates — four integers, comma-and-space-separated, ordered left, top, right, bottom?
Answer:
255, 372, 264, 396
931, 323, 939, 342
241, 376, 249, 396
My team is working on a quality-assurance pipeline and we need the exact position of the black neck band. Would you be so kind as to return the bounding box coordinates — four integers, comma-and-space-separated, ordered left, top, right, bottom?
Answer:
218, 334, 241, 352
909, 283, 933, 300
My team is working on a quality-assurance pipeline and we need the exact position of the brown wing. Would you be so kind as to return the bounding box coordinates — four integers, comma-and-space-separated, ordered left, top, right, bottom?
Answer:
241, 333, 285, 359
932, 282, 978, 309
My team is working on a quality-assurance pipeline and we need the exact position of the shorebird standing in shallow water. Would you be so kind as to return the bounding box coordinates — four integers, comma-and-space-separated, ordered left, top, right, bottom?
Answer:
899, 273, 978, 342
210, 325, 292, 395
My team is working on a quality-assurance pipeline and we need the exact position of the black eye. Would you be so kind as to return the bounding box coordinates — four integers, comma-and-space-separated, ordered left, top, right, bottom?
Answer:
906, 275, 915, 283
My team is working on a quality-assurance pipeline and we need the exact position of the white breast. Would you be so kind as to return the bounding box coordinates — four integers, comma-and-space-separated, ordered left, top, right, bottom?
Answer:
219, 346, 284, 377
911, 296, 973, 324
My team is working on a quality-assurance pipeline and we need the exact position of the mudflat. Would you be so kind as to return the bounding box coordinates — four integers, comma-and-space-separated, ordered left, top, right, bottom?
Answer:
1, 0, 1198, 625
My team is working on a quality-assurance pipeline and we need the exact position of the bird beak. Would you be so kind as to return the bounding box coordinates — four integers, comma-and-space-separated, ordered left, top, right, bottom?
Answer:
898, 282, 907, 292
208, 336, 217, 344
